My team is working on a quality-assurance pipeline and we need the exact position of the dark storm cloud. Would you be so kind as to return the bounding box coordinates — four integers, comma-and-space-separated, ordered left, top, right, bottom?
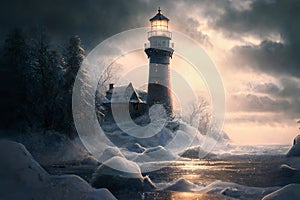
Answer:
250, 82, 280, 94
229, 93, 291, 113
232, 40, 300, 78
213, 0, 300, 41
228, 77, 300, 123
209, 0, 300, 78
0, 0, 214, 49
0, 0, 154, 48
226, 113, 290, 125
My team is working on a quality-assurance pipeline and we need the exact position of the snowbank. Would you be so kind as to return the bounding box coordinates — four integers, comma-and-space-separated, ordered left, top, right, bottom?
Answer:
0, 140, 116, 200
262, 184, 300, 200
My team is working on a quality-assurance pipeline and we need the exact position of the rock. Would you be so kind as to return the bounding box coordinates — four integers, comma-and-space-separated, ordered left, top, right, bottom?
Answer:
98, 147, 125, 163
133, 145, 177, 162
91, 156, 156, 192
262, 184, 300, 200
91, 156, 144, 192
279, 164, 298, 176
0, 140, 116, 200
81, 155, 100, 166
287, 135, 300, 157
126, 143, 146, 153
164, 178, 198, 192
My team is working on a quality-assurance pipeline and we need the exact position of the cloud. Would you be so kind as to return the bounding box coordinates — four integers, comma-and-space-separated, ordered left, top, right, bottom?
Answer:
232, 40, 300, 78
251, 82, 280, 94
0, 0, 213, 49
228, 77, 300, 123
206, 0, 300, 78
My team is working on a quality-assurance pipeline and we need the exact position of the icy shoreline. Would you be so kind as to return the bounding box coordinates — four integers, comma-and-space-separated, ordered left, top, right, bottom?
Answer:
1, 130, 299, 200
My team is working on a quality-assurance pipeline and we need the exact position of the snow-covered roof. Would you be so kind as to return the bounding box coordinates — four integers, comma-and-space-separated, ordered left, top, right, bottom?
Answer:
108, 83, 144, 104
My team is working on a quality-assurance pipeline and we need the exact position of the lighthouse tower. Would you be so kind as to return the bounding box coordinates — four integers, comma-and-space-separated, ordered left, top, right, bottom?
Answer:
145, 8, 174, 116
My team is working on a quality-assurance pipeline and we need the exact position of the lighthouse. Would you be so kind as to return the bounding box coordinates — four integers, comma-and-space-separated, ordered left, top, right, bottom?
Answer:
145, 8, 174, 116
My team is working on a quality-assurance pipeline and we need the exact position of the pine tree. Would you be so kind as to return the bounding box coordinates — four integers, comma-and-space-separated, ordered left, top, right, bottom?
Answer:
0, 29, 30, 129
62, 35, 85, 137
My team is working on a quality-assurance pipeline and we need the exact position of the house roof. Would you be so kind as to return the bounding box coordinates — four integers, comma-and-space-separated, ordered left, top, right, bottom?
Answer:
107, 83, 145, 104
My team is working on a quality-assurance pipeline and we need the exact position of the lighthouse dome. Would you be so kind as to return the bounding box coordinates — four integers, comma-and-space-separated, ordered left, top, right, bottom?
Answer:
150, 8, 169, 21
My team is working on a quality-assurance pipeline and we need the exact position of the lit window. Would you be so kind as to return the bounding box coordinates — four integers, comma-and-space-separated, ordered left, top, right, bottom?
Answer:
155, 81, 159, 84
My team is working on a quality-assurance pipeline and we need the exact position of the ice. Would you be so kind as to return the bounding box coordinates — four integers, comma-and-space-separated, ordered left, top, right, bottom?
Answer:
0, 140, 116, 200
160, 178, 279, 199
262, 184, 300, 200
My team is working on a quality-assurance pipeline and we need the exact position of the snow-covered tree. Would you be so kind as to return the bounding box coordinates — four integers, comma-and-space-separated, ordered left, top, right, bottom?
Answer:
64, 35, 85, 91
187, 96, 212, 135
62, 35, 85, 137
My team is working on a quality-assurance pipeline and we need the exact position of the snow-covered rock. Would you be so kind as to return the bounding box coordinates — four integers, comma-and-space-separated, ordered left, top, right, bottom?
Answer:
159, 178, 278, 199
203, 181, 279, 199
81, 155, 100, 166
262, 184, 300, 200
126, 142, 146, 153
280, 164, 299, 176
163, 178, 199, 192
91, 156, 155, 192
98, 147, 125, 163
0, 140, 116, 200
279, 160, 300, 183
287, 135, 300, 157
133, 145, 177, 162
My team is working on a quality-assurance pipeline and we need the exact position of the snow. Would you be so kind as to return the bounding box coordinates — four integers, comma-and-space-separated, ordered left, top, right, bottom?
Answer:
262, 184, 300, 200
0, 140, 116, 200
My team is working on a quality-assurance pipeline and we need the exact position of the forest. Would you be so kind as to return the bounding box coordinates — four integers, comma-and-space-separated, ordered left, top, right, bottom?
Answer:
0, 28, 85, 138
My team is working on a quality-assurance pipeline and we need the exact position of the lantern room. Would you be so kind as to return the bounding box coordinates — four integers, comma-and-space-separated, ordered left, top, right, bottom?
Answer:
148, 8, 172, 39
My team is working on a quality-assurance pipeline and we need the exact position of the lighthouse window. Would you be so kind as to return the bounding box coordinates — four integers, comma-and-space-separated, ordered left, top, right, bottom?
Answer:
155, 64, 158, 72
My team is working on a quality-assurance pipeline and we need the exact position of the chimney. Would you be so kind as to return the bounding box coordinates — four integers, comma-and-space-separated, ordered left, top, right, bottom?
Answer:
109, 83, 114, 90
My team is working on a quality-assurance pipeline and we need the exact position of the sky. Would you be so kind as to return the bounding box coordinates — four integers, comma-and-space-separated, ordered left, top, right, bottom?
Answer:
1, 0, 300, 144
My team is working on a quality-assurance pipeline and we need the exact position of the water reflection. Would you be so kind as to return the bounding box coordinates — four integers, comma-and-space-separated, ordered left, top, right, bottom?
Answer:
143, 191, 233, 200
